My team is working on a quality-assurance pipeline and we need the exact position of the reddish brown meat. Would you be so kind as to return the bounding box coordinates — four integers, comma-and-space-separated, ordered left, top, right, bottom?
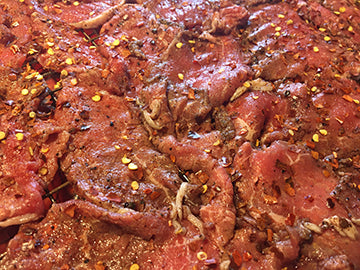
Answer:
233, 141, 348, 224
1, 0, 360, 269
52, 77, 182, 237
0, 199, 221, 270
0, 67, 49, 227
98, 2, 251, 136
231, 141, 360, 268
158, 135, 236, 247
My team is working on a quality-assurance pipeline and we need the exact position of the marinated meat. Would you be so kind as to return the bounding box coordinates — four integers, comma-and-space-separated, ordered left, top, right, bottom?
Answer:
1, 0, 360, 269
54, 77, 181, 235
0, 200, 220, 270
0, 67, 48, 228
231, 141, 360, 269
158, 135, 236, 247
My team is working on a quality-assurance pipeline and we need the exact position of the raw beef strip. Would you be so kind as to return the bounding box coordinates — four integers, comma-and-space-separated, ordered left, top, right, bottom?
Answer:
229, 141, 360, 268
0, 199, 222, 270
53, 76, 183, 238
0, 67, 49, 227
158, 135, 236, 248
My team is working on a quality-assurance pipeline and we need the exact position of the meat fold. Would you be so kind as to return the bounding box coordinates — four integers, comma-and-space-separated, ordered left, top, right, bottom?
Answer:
231, 141, 360, 268
0, 199, 221, 270
53, 200, 171, 240
53, 78, 182, 226
0, 67, 48, 227
243, 0, 359, 90
97, 2, 251, 137
1, 0, 360, 269
228, 80, 360, 159
158, 135, 236, 248
0, 1, 33, 68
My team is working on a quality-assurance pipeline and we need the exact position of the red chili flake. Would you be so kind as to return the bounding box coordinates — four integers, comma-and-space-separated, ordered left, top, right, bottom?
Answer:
150, 190, 161, 200
101, 69, 110, 79
263, 194, 278, 205
322, 169, 330, 177
188, 88, 195, 100
284, 124, 298, 131
8, 73, 17, 81
232, 250, 243, 266
332, 159, 339, 169
64, 205, 76, 218
284, 183, 295, 197
343, 95, 354, 102
274, 114, 284, 124
311, 150, 319, 160
353, 155, 360, 168
304, 195, 314, 202
195, 170, 209, 184
60, 264, 70, 270
306, 140, 316, 149
106, 193, 122, 203
143, 188, 153, 195
285, 213, 295, 226
120, 48, 132, 58
95, 261, 105, 270
324, 158, 339, 169
130, 166, 144, 179
242, 251, 252, 262
267, 228, 273, 242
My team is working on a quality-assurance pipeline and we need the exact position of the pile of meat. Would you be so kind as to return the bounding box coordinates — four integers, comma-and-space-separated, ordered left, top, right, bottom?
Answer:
1, 0, 360, 269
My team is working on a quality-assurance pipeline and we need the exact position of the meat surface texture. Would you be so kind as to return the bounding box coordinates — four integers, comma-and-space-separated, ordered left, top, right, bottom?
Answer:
1, 0, 360, 269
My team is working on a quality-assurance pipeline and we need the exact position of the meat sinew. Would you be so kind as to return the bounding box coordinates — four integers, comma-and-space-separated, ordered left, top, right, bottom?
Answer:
1, 0, 360, 269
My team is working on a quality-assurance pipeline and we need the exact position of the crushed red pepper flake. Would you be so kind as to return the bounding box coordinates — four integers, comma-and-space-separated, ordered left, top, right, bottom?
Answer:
342, 94, 354, 102
285, 213, 296, 226
64, 205, 76, 218
267, 228, 273, 242
150, 190, 160, 200
101, 69, 110, 78
143, 188, 153, 195
263, 194, 278, 205
60, 264, 70, 270
232, 250, 243, 266
305, 195, 314, 202
120, 48, 132, 58
325, 158, 339, 169
311, 150, 319, 160
284, 183, 295, 197
323, 169, 330, 177
94, 261, 106, 270
195, 170, 209, 184
188, 88, 195, 100
242, 251, 252, 262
